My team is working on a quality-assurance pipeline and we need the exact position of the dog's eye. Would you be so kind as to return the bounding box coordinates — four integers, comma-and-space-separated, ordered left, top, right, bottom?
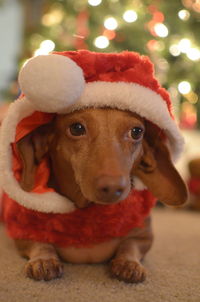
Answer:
129, 127, 144, 140
69, 123, 86, 136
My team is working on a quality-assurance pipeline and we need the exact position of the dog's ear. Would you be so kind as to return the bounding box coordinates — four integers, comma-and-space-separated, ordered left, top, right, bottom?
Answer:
132, 139, 188, 206
17, 123, 54, 192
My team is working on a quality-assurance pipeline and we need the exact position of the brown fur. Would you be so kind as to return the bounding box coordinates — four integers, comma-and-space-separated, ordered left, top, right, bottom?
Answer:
188, 158, 200, 210
15, 108, 187, 283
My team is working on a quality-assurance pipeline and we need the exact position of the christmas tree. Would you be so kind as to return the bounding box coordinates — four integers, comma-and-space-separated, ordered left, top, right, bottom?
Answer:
17, 0, 200, 128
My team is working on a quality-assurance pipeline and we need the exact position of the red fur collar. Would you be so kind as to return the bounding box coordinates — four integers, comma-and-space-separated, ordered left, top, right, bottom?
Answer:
3, 190, 156, 248
2, 111, 156, 248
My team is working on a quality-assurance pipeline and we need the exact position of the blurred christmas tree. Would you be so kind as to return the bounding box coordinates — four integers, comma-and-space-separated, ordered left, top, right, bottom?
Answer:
16, 0, 200, 128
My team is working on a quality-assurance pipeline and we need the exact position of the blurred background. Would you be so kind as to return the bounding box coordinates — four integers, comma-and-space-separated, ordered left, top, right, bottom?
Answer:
0, 0, 200, 207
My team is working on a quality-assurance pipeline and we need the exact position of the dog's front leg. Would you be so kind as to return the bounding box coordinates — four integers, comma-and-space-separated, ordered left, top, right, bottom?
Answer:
15, 239, 63, 281
110, 217, 153, 283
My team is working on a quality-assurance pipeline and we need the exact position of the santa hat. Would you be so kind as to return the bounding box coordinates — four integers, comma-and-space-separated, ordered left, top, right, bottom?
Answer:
0, 50, 184, 214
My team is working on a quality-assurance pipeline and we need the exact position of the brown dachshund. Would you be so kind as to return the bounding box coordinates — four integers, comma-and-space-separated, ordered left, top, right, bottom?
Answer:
14, 108, 187, 283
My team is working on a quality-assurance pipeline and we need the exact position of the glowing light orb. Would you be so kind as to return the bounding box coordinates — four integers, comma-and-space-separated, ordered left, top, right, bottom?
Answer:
154, 23, 168, 38
169, 44, 181, 56
186, 48, 200, 61
34, 40, 55, 57
123, 10, 138, 23
178, 81, 191, 94
40, 40, 55, 51
94, 36, 109, 49
178, 9, 190, 21
178, 38, 191, 53
88, 0, 102, 6
104, 17, 118, 30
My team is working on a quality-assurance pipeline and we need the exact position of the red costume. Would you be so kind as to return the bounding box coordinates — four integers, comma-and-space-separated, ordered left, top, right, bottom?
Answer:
2, 191, 156, 248
0, 50, 183, 248
2, 110, 156, 247
188, 177, 200, 196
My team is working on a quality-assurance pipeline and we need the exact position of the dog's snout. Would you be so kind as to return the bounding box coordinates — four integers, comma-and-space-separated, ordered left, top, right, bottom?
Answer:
95, 175, 127, 203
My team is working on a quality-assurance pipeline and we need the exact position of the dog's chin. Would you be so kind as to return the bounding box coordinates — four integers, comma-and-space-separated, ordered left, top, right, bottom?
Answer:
76, 184, 131, 208
76, 196, 129, 208
91, 200, 121, 206
74, 198, 91, 209
83, 191, 130, 207
74, 197, 121, 208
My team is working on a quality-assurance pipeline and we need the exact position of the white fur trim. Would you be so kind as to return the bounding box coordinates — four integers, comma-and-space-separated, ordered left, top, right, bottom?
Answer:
133, 177, 147, 191
19, 55, 85, 113
0, 81, 184, 213
0, 97, 76, 213
68, 82, 184, 162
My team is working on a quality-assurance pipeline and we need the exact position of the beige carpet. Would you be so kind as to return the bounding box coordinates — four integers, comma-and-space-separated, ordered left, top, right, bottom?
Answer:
0, 208, 200, 302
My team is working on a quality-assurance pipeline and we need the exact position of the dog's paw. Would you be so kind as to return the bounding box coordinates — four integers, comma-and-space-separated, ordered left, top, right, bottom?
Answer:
110, 257, 147, 283
25, 258, 63, 281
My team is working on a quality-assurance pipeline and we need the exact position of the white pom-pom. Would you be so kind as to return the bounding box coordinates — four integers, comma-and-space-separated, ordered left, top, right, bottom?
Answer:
18, 54, 85, 113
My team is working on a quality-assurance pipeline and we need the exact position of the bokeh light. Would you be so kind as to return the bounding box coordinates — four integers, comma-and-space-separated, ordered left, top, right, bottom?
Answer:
123, 10, 138, 23
178, 9, 190, 20
94, 36, 109, 48
42, 10, 64, 26
154, 23, 168, 37
169, 44, 181, 56
34, 39, 55, 56
186, 48, 200, 61
178, 81, 191, 94
88, 0, 102, 6
104, 17, 118, 30
178, 38, 191, 53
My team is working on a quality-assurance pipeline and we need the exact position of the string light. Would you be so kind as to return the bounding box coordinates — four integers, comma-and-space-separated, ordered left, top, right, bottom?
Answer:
180, 101, 197, 129
147, 40, 165, 51
34, 40, 55, 56
169, 39, 200, 61
178, 38, 191, 53
94, 36, 109, 48
104, 17, 118, 30
103, 29, 116, 40
178, 9, 190, 20
154, 23, 168, 37
185, 91, 198, 104
123, 10, 138, 23
186, 48, 200, 61
42, 10, 64, 26
40, 40, 55, 51
178, 81, 191, 94
169, 44, 181, 56
152, 11, 164, 23
88, 0, 102, 6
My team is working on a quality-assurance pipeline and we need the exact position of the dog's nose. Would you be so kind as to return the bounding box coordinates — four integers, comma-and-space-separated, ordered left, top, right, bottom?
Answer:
95, 175, 127, 203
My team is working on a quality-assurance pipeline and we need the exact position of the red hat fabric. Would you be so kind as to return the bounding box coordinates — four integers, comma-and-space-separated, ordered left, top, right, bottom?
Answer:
54, 50, 172, 115
0, 50, 184, 214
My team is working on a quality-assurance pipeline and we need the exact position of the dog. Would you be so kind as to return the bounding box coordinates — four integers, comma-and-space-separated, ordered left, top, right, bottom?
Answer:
11, 107, 187, 283
0, 50, 188, 283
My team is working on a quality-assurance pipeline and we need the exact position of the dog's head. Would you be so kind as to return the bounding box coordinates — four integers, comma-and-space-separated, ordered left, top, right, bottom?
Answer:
17, 107, 187, 208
